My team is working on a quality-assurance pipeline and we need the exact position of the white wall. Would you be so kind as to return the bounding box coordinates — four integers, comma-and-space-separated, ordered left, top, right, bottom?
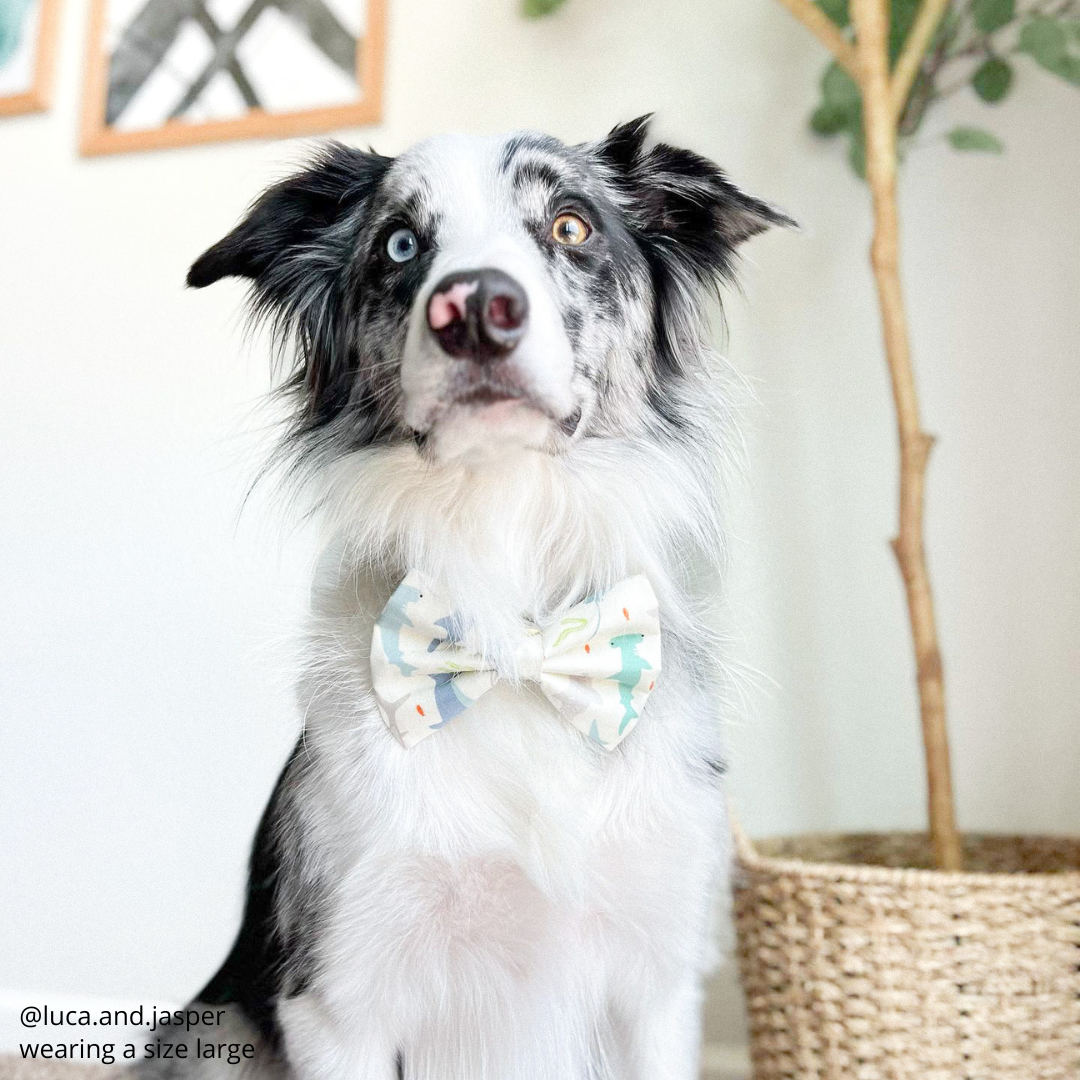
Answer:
2, 0, 1078, 1051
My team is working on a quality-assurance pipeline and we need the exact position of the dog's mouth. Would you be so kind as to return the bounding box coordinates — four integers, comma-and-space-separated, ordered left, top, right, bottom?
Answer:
412, 372, 579, 461
445, 371, 542, 415
439, 377, 581, 438
405, 359, 582, 454
454, 385, 524, 408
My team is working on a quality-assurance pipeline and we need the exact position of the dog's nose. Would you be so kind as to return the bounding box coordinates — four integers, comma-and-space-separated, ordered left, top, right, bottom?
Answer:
426, 269, 529, 362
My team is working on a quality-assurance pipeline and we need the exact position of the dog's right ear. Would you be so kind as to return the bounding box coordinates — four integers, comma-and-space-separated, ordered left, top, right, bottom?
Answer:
187, 143, 393, 288
187, 144, 393, 427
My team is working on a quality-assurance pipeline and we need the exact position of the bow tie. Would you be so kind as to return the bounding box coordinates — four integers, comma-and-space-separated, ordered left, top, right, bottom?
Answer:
370, 573, 662, 750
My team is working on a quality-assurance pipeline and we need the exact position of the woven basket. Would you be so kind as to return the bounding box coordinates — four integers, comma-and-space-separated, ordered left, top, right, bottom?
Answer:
732, 828, 1080, 1080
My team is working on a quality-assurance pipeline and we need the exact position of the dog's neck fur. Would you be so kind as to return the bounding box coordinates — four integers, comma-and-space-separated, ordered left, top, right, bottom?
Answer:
306, 426, 723, 679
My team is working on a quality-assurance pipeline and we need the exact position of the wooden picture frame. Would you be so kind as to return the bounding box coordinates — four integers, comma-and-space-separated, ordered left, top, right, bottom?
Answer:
0, 0, 61, 117
79, 0, 385, 156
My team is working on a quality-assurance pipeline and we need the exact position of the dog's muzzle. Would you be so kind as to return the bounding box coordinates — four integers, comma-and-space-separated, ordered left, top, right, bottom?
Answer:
427, 268, 529, 364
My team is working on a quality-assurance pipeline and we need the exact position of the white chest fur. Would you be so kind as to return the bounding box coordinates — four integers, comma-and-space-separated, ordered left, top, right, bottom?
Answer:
272, 437, 731, 1079
276, 550, 728, 1080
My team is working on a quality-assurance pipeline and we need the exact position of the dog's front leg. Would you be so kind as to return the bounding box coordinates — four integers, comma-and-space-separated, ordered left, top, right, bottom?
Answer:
277, 992, 399, 1080
610, 970, 706, 1080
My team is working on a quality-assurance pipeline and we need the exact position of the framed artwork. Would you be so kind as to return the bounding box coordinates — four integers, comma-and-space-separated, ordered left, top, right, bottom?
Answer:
0, 0, 61, 117
79, 0, 385, 155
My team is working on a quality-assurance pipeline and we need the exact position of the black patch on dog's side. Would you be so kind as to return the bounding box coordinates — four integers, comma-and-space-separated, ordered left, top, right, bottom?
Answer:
197, 739, 320, 1050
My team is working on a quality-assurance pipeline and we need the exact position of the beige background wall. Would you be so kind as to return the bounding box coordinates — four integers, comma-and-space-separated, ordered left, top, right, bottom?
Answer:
2, 0, 1078, 1054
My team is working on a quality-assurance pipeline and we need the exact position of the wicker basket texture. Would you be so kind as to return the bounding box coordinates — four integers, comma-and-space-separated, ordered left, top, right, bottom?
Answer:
733, 832, 1080, 1080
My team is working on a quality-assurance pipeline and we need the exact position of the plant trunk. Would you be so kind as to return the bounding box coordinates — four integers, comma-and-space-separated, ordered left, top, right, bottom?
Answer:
851, 0, 963, 871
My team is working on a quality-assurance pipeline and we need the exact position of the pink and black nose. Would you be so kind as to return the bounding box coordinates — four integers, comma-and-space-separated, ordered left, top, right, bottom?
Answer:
426, 269, 529, 363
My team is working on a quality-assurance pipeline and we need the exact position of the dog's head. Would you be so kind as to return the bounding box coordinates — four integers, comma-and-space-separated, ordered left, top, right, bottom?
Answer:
189, 118, 791, 465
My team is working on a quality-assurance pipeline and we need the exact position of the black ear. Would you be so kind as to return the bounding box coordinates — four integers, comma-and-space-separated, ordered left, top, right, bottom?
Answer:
187, 143, 393, 431
595, 116, 794, 283
187, 142, 393, 288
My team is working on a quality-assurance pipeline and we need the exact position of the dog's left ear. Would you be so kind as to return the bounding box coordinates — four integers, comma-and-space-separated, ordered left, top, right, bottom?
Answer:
595, 116, 795, 283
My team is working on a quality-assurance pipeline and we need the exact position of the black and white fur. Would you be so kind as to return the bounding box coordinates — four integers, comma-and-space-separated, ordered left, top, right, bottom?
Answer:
153, 117, 790, 1080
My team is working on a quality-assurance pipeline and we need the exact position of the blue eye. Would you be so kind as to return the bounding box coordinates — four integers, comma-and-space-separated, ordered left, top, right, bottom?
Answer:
387, 227, 419, 263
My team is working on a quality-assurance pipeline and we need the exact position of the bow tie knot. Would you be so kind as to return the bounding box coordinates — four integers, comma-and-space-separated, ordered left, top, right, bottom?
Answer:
370, 573, 662, 750
514, 630, 546, 684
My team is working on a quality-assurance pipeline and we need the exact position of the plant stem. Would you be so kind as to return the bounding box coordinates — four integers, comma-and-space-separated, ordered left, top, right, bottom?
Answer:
891, 0, 953, 118
851, 0, 964, 871
773, 0, 861, 77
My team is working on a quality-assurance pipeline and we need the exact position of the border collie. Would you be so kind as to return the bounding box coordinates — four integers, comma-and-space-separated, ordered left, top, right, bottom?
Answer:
146, 117, 789, 1080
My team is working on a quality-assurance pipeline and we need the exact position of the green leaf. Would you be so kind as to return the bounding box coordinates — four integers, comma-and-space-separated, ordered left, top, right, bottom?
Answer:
1046, 55, 1080, 86
847, 127, 867, 178
815, 0, 849, 28
1018, 15, 1068, 68
821, 61, 862, 114
1017, 15, 1080, 85
522, 0, 567, 16
1067, 19, 1080, 45
813, 61, 864, 172
972, 0, 1015, 35
810, 103, 852, 135
972, 57, 1013, 102
889, 0, 921, 64
947, 126, 1004, 152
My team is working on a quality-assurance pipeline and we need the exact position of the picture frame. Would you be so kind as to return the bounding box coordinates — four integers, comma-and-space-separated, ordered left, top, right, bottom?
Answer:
0, 0, 61, 117
79, 0, 385, 156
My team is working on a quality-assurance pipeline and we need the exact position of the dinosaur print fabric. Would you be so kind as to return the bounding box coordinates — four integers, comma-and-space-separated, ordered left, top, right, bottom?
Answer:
370, 573, 662, 750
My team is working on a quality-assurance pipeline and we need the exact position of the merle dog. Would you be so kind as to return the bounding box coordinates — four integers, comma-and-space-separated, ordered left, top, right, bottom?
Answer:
145, 117, 789, 1080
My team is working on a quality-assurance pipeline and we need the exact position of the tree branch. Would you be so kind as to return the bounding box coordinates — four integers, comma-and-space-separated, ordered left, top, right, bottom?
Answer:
890, 0, 952, 119
773, 0, 860, 78
850, 0, 964, 872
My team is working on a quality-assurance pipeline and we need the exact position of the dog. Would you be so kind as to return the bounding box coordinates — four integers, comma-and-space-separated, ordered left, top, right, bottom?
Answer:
146, 116, 790, 1080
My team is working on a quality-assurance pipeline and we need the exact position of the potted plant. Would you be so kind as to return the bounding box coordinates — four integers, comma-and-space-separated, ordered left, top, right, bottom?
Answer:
731, 3, 1080, 1075
526, 0, 1080, 1074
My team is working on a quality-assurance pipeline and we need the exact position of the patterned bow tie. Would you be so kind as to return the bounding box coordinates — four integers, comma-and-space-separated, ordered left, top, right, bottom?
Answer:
370, 573, 662, 750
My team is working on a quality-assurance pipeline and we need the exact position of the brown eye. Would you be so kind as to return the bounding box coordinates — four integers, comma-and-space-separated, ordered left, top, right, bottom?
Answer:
551, 212, 591, 246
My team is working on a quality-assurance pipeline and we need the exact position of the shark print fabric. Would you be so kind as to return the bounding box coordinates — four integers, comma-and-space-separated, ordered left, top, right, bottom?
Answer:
370, 573, 662, 750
